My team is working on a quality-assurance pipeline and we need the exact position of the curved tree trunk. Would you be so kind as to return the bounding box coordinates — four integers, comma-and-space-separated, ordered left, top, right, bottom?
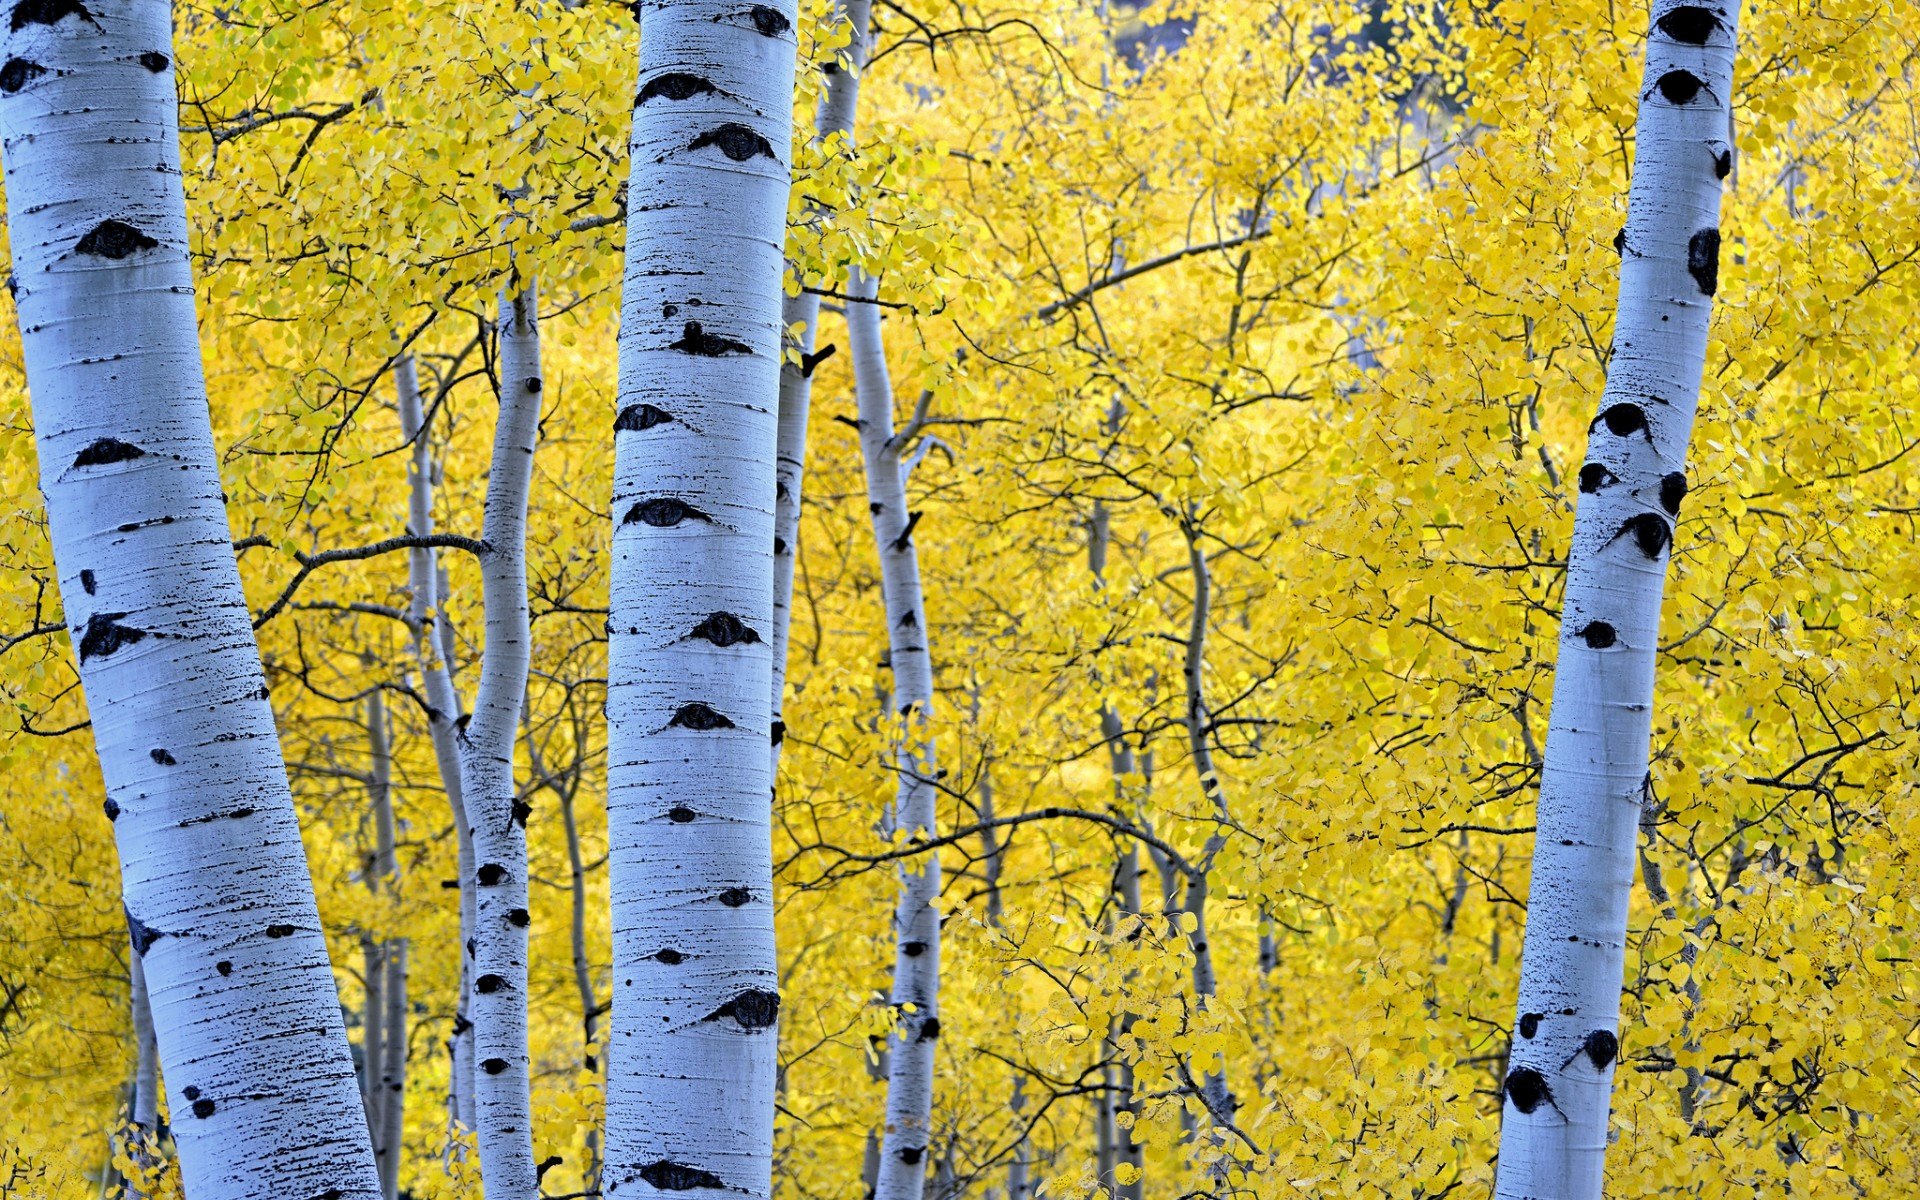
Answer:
1494, 4, 1740, 1197
463, 287, 545, 1200
0, 4, 381, 1196
394, 356, 478, 1134
847, 273, 943, 1200
605, 1, 797, 1195
770, 0, 876, 779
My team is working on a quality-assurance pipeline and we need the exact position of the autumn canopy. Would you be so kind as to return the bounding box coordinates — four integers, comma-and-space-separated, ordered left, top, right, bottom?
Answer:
1, 0, 1917, 1199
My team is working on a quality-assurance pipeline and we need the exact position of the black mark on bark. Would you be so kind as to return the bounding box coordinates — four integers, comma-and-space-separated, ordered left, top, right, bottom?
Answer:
125, 904, 167, 953
615, 403, 673, 431
670, 702, 735, 731
690, 611, 762, 646
624, 497, 710, 527
667, 806, 698, 823
898, 1147, 924, 1165
475, 973, 506, 994
717, 887, 752, 907
264, 923, 296, 938
78, 613, 147, 662
478, 863, 508, 886
1595, 403, 1650, 440
638, 72, 714, 104
9, 0, 94, 31
655, 948, 685, 964
1519, 1012, 1542, 1039
891, 511, 922, 552
150, 748, 175, 765
1655, 6, 1719, 43
138, 50, 168, 72
1655, 70, 1704, 105
1660, 472, 1688, 515
481, 1057, 509, 1075
1612, 513, 1672, 559
191, 1097, 216, 1118
747, 4, 790, 36
688, 122, 775, 162
0, 57, 43, 92
918, 1017, 940, 1042
74, 219, 158, 259
507, 908, 530, 927
669, 320, 751, 355
1579, 621, 1617, 649
73, 437, 146, 467
704, 987, 780, 1030
639, 1161, 727, 1191
1578, 463, 1617, 493
1504, 1067, 1552, 1115
902, 940, 927, 957
1688, 228, 1720, 295
104, 798, 120, 820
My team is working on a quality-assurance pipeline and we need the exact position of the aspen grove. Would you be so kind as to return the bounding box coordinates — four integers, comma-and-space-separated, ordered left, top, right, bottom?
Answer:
4, 0, 1920, 1197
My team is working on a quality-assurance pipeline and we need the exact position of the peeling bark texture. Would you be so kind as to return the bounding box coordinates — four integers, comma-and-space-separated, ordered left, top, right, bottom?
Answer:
848, 271, 943, 1200
1494, 3, 1741, 1197
0, 4, 380, 1195
770, 0, 874, 780
464, 287, 545, 1200
606, 0, 796, 1195
394, 355, 478, 1132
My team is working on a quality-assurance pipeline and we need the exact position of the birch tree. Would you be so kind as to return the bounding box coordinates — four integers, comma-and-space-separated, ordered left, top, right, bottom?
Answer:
1495, 3, 1741, 1196
847, 275, 943, 1200
0, 2, 379, 1195
462, 286, 546, 1200
605, 0, 797, 1194
395, 353, 480, 1130
771, 0, 875, 776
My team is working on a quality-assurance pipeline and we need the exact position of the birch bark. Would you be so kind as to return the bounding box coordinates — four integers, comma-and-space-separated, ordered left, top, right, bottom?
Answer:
847, 273, 943, 1200
770, 0, 875, 776
605, 1, 796, 1194
0, 3, 380, 1195
1494, 4, 1740, 1196
463, 287, 545, 1200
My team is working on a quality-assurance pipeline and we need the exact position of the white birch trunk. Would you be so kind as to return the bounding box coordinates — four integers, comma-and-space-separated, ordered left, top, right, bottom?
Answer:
461, 287, 545, 1200
378, 940, 409, 1200
1494, 4, 1739, 1196
0, 4, 380, 1195
393, 356, 478, 1132
363, 690, 408, 1200
606, 2, 795, 1190
847, 272, 943, 1200
770, 0, 875, 776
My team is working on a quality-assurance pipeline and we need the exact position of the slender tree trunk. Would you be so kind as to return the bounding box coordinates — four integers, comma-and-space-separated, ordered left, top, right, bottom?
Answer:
1495, 5, 1740, 1197
379, 940, 409, 1200
360, 689, 408, 1200
847, 273, 943, 1200
1177, 522, 1231, 1130
606, 1, 796, 1194
0, 5, 380, 1195
770, 0, 875, 777
463, 287, 545, 1200
1090, 499, 1145, 1200
393, 356, 478, 1133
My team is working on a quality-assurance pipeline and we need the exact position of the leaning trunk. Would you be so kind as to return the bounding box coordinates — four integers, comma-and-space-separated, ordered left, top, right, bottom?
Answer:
393, 356, 477, 1131
1495, 4, 1740, 1197
0, 4, 380, 1195
605, 2, 797, 1195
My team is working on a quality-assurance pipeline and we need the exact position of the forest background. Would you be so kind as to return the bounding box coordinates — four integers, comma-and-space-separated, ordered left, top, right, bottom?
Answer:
2, 0, 1919, 1197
